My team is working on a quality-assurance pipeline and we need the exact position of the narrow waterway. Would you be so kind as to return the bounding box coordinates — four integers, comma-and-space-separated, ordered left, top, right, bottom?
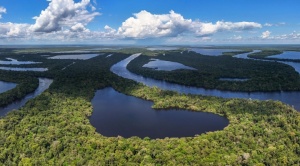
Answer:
0, 78, 53, 117
111, 53, 300, 111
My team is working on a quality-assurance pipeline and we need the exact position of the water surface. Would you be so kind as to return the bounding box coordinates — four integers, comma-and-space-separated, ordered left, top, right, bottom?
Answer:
147, 47, 178, 51
48, 54, 102, 60
111, 53, 300, 111
143, 59, 197, 71
268, 51, 300, 60
90, 87, 229, 139
0, 58, 41, 65
190, 48, 240, 56
0, 78, 53, 117
219, 78, 249, 82
0, 67, 48, 72
0, 81, 17, 93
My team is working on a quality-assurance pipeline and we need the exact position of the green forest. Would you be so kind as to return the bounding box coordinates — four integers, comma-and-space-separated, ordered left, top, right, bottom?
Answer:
127, 51, 300, 91
0, 48, 300, 165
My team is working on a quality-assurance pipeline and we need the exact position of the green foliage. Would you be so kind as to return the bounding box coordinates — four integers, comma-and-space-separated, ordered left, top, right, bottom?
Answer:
248, 50, 283, 59
0, 71, 39, 107
0, 48, 300, 165
127, 51, 300, 91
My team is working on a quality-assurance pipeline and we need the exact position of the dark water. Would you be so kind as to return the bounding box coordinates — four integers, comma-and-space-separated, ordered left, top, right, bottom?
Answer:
90, 87, 229, 139
111, 53, 300, 111
0, 81, 17, 94
143, 58, 196, 71
0, 78, 53, 117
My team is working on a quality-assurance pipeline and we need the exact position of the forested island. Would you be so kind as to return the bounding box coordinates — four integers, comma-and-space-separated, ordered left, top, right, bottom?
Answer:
0, 46, 300, 165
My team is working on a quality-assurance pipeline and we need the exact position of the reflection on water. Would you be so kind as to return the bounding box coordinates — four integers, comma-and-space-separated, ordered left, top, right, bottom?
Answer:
219, 78, 249, 82
0, 81, 17, 93
190, 48, 240, 56
233, 50, 261, 59
143, 58, 197, 71
146, 47, 178, 51
90, 87, 229, 139
0, 78, 53, 117
111, 53, 300, 111
48, 54, 102, 60
0, 67, 48, 72
269, 51, 300, 60
0, 58, 41, 65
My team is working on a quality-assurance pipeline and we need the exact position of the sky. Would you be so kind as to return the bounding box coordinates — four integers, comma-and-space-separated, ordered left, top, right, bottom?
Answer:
0, 0, 299, 45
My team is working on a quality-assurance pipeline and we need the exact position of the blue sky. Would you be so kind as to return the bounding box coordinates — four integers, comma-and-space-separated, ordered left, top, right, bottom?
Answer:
0, 0, 299, 45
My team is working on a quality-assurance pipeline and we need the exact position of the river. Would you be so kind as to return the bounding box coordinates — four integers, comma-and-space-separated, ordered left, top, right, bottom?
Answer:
0, 78, 53, 117
111, 53, 300, 111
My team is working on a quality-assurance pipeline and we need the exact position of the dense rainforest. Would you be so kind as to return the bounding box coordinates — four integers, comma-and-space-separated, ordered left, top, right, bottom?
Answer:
0, 48, 299, 165
127, 51, 300, 91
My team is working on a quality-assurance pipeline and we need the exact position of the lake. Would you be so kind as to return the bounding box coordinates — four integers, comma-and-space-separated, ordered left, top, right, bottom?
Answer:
48, 54, 102, 60
219, 78, 249, 82
0, 78, 53, 117
90, 87, 229, 139
0, 81, 17, 94
111, 53, 300, 111
146, 47, 178, 51
143, 58, 197, 71
190, 48, 240, 56
0, 67, 48, 72
268, 51, 300, 60
0, 58, 41, 65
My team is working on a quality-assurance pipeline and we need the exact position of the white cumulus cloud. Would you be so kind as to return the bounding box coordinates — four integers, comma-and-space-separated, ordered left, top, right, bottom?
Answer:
31, 0, 100, 32
0, 6, 7, 19
261, 30, 271, 39
0, 22, 31, 38
116, 10, 262, 39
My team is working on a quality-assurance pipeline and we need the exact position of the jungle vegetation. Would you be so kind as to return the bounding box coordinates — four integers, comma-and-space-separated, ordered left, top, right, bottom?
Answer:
127, 51, 300, 92
0, 47, 299, 165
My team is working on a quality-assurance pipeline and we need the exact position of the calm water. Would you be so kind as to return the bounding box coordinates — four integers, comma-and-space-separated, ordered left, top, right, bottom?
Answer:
233, 50, 261, 59
90, 87, 229, 139
190, 48, 239, 56
0, 58, 41, 65
143, 59, 197, 71
269, 51, 300, 60
111, 53, 300, 111
146, 47, 178, 51
0, 81, 17, 93
48, 54, 102, 60
219, 78, 249, 82
0, 78, 53, 117
0, 67, 48, 72
234, 50, 300, 74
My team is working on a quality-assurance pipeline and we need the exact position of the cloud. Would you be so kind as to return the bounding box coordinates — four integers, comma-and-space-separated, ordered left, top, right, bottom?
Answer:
0, 22, 31, 38
192, 21, 261, 36
261, 30, 271, 39
264, 22, 286, 27
116, 10, 261, 39
117, 10, 192, 39
0, 6, 6, 19
31, 0, 100, 33
264, 23, 272, 27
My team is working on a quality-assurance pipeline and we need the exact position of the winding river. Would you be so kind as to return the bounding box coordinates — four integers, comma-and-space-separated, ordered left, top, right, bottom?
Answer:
111, 53, 300, 111
0, 78, 53, 117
